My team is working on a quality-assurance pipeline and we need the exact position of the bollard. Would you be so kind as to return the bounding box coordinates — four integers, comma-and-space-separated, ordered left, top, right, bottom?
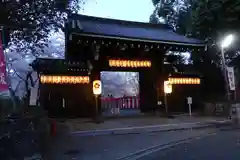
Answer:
130, 97, 132, 108
50, 119, 57, 137
231, 103, 240, 127
116, 107, 120, 114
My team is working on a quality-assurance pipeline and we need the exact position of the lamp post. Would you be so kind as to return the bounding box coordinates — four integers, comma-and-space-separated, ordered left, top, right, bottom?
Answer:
93, 80, 102, 123
164, 81, 172, 115
220, 34, 234, 101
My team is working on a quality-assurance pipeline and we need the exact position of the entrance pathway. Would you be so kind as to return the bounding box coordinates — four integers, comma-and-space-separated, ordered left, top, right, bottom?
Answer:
44, 116, 231, 159
45, 128, 216, 160
64, 115, 231, 136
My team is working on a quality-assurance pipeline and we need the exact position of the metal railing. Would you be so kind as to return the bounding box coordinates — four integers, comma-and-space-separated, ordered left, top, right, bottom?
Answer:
101, 96, 140, 115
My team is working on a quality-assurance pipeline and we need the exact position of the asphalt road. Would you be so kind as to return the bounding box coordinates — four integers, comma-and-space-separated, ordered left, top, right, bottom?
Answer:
44, 128, 215, 160
139, 128, 240, 160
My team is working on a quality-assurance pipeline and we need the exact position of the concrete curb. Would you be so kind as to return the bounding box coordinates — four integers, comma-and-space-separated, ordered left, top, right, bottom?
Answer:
116, 132, 216, 160
70, 120, 231, 136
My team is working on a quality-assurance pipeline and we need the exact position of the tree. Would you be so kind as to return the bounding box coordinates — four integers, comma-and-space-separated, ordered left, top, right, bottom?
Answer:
189, 0, 240, 99
0, 0, 83, 105
4, 28, 65, 107
189, 0, 240, 68
150, 0, 191, 32
191, 0, 240, 39
150, 0, 193, 68
150, 0, 230, 99
0, 0, 86, 54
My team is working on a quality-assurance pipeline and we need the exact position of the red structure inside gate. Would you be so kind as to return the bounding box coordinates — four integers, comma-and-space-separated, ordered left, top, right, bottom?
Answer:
101, 96, 140, 109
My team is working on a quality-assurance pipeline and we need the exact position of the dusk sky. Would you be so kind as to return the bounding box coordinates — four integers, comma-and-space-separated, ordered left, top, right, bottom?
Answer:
80, 0, 154, 22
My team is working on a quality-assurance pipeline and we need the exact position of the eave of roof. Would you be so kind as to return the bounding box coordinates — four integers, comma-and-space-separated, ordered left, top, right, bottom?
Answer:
67, 14, 205, 47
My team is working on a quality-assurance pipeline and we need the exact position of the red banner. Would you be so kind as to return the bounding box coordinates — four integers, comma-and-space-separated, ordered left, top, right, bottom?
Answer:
0, 30, 8, 92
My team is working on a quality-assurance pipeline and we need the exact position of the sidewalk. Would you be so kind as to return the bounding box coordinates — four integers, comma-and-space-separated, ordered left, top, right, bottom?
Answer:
65, 116, 231, 136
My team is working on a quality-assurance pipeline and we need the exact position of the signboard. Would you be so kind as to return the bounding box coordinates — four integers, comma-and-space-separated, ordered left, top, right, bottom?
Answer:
164, 81, 172, 94
215, 104, 224, 116
187, 97, 192, 104
0, 30, 8, 92
187, 97, 192, 116
157, 101, 162, 105
227, 67, 235, 91
231, 104, 236, 115
29, 72, 39, 106
29, 86, 38, 106
93, 80, 102, 95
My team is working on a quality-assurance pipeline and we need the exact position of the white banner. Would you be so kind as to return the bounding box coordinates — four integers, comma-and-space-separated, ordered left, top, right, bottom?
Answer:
227, 67, 236, 91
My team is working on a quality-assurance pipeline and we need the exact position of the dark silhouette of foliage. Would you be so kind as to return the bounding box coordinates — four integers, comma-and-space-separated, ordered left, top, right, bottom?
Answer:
0, 0, 86, 54
150, 0, 232, 99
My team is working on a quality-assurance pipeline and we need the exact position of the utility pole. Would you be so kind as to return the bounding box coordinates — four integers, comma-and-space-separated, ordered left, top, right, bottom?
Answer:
221, 47, 230, 101
220, 34, 235, 101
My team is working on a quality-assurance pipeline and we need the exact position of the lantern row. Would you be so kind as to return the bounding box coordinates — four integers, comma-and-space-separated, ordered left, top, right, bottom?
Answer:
76, 39, 202, 52
168, 78, 201, 85
40, 75, 90, 84
109, 60, 151, 68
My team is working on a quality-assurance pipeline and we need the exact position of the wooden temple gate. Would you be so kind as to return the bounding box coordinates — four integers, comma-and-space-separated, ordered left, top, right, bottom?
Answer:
36, 14, 205, 118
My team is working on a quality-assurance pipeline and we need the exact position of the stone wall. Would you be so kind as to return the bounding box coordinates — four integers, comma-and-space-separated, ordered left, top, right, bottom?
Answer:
203, 102, 231, 116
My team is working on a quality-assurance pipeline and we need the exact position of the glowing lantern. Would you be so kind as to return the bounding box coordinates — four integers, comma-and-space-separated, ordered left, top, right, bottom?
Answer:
137, 61, 140, 67
147, 61, 151, 67
189, 78, 192, 84
40, 75, 90, 84
175, 78, 178, 84
196, 79, 200, 84
93, 80, 102, 95
164, 81, 172, 94
168, 78, 201, 85
108, 59, 151, 68
123, 60, 127, 67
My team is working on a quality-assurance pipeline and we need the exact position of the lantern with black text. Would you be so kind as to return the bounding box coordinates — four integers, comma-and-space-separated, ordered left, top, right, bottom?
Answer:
93, 80, 102, 95
164, 81, 172, 94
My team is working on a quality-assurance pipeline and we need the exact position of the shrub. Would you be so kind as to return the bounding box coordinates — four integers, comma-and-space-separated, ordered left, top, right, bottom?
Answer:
0, 96, 14, 119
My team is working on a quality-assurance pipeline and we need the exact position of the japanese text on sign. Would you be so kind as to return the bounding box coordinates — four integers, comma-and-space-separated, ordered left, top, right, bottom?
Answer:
227, 67, 235, 91
187, 97, 192, 104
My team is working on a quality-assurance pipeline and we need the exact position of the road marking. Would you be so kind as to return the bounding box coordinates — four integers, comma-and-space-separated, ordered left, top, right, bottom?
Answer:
116, 132, 216, 160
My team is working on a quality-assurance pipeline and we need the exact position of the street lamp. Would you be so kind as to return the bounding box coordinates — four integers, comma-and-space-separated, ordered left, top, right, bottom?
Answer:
164, 81, 172, 114
220, 34, 235, 100
93, 80, 102, 123
221, 34, 234, 49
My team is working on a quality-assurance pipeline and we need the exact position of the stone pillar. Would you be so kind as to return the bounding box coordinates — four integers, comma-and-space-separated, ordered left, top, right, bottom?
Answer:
139, 69, 157, 112
139, 59, 158, 113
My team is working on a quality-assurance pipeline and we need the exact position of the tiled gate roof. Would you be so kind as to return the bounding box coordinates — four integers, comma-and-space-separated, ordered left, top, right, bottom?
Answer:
67, 14, 205, 47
